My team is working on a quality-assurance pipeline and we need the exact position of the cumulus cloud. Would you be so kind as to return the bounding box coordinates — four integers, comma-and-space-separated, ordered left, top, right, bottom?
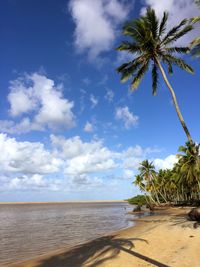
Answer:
154, 154, 178, 170
115, 106, 139, 129
1, 73, 76, 134
84, 121, 94, 132
121, 145, 162, 169
0, 133, 114, 192
141, 0, 200, 45
51, 135, 116, 176
69, 0, 131, 59
0, 133, 62, 174
0, 174, 61, 191
0, 132, 176, 193
70, 174, 103, 188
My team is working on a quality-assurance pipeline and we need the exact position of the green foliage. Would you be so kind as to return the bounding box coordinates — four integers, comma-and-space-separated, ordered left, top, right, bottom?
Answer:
116, 7, 194, 145
116, 8, 194, 92
132, 143, 200, 206
190, 16, 200, 57
127, 195, 148, 206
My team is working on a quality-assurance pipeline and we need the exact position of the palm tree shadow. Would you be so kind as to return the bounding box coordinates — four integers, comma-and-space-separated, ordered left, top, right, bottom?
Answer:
36, 235, 169, 267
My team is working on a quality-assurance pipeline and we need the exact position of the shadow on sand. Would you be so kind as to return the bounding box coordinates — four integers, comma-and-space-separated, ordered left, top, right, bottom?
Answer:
36, 235, 169, 267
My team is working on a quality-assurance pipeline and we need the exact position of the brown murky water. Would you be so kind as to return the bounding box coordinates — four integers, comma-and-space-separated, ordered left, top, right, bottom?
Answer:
0, 202, 135, 265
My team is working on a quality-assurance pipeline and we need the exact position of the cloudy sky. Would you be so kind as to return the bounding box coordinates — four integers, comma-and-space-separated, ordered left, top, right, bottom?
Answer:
0, 0, 199, 202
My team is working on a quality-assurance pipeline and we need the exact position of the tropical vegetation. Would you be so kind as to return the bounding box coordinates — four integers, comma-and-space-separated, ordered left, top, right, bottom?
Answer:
116, 8, 195, 145
116, 8, 200, 211
132, 142, 200, 206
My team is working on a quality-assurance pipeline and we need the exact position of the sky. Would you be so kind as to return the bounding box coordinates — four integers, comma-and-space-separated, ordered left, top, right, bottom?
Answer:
0, 0, 199, 202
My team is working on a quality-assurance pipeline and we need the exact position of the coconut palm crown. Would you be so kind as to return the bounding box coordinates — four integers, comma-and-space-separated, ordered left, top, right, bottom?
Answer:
117, 8, 194, 145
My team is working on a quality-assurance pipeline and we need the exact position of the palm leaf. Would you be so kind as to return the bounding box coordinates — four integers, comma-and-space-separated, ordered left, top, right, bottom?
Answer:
146, 8, 159, 39
163, 25, 193, 45
119, 61, 142, 82
191, 43, 200, 57
161, 19, 188, 44
162, 56, 173, 74
116, 41, 141, 53
152, 63, 158, 95
159, 11, 168, 37
163, 55, 194, 74
165, 47, 190, 54
190, 16, 200, 24
190, 36, 200, 47
131, 61, 149, 90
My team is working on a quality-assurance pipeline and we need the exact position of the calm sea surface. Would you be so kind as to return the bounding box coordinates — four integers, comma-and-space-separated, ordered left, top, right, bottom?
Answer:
0, 202, 136, 265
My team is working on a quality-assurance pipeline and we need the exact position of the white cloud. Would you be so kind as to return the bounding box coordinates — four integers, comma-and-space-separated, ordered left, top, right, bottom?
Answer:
115, 106, 139, 129
105, 89, 114, 102
123, 169, 134, 179
1, 174, 61, 191
154, 154, 178, 170
1, 73, 76, 133
90, 94, 98, 108
84, 121, 94, 132
141, 0, 200, 45
121, 144, 161, 169
51, 135, 116, 176
0, 133, 62, 174
69, 0, 131, 59
0, 133, 176, 193
70, 174, 103, 188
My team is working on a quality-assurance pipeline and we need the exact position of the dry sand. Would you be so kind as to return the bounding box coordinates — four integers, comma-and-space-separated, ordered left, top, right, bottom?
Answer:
8, 207, 200, 267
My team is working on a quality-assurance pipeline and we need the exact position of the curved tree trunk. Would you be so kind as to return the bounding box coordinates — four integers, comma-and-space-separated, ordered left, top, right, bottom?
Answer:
155, 58, 193, 146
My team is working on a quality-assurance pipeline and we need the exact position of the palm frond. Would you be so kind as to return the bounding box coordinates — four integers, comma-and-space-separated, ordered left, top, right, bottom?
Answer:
191, 43, 200, 57
118, 61, 142, 82
146, 8, 159, 39
161, 19, 188, 44
131, 61, 149, 90
162, 56, 173, 74
165, 47, 190, 54
152, 63, 158, 95
123, 20, 146, 43
116, 41, 141, 53
190, 36, 200, 47
117, 56, 144, 82
163, 54, 194, 74
190, 16, 200, 24
159, 11, 168, 37
163, 25, 193, 45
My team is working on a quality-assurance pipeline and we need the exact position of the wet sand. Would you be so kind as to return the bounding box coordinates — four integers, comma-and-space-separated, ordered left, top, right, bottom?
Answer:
8, 207, 200, 267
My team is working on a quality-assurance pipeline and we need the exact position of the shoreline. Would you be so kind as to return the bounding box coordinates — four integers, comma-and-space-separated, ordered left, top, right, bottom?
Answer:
7, 206, 200, 267
0, 200, 127, 205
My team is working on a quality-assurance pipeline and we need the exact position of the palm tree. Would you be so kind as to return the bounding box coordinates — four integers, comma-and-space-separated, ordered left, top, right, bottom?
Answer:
116, 8, 194, 145
176, 142, 200, 201
138, 160, 160, 204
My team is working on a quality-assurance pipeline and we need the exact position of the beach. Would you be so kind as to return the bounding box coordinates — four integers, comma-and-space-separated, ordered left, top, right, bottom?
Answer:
8, 207, 200, 267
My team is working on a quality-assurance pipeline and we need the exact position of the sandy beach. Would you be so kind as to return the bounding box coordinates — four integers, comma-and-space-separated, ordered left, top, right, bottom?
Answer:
7, 207, 200, 267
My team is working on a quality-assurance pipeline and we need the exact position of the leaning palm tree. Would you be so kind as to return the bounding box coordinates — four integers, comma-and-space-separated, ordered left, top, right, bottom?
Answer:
138, 160, 160, 204
117, 8, 194, 145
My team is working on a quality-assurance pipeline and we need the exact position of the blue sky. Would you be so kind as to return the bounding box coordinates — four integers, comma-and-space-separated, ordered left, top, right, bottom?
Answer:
0, 0, 199, 202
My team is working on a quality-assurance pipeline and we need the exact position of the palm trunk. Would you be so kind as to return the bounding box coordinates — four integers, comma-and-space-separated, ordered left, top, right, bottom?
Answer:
155, 58, 193, 146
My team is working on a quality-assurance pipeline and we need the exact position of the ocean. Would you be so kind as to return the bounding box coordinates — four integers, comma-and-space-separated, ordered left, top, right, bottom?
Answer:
0, 202, 135, 265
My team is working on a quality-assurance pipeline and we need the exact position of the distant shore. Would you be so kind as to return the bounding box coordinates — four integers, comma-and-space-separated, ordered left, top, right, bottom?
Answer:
8, 207, 200, 267
0, 200, 127, 205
